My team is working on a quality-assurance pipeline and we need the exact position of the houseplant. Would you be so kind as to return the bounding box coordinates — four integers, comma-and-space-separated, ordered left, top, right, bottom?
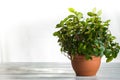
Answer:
53, 8, 120, 76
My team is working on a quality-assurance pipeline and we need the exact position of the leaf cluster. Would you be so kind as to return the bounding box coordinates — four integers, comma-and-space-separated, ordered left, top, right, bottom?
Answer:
53, 8, 120, 62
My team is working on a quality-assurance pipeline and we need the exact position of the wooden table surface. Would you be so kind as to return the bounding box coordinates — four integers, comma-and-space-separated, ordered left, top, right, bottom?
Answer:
0, 62, 120, 80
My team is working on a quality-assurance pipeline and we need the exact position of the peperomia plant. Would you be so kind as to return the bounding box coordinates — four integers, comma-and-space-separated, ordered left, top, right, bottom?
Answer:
53, 8, 120, 62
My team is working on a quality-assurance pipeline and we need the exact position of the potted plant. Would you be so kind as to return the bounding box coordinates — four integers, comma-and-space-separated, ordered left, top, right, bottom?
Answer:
53, 8, 120, 76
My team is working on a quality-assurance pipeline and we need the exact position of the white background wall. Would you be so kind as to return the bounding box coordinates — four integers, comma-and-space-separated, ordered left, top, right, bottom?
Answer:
0, 0, 120, 63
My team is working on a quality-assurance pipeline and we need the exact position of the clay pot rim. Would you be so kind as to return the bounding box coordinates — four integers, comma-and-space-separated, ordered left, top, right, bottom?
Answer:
69, 54, 101, 61
69, 54, 101, 58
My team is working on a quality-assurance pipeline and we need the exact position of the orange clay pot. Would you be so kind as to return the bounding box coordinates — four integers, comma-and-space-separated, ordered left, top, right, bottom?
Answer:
71, 55, 101, 76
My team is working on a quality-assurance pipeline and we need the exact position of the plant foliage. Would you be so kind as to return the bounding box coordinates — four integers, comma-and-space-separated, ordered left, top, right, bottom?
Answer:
53, 8, 120, 62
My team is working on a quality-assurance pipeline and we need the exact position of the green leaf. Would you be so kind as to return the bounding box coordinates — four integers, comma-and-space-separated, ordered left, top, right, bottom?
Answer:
99, 46, 105, 51
87, 12, 96, 16
93, 48, 99, 56
111, 36, 116, 41
97, 10, 102, 16
112, 52, 117, 58
78, 43, 84, 51
83, 45, 86, 50
85, 54, 92, 60
56, 24, 61, 28
53, 32, 59, 36
68, 8, 75, 13
99, 46, 105, 57
105, 20, 111, 23
92, 17, 95, 22
77, 12, 83, 20
88, 33, 92, 41
105, 49, 111, 57
106, 56, 113, 62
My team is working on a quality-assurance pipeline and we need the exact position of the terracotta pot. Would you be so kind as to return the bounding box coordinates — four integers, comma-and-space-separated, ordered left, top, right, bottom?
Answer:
71, 55, 101, 76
